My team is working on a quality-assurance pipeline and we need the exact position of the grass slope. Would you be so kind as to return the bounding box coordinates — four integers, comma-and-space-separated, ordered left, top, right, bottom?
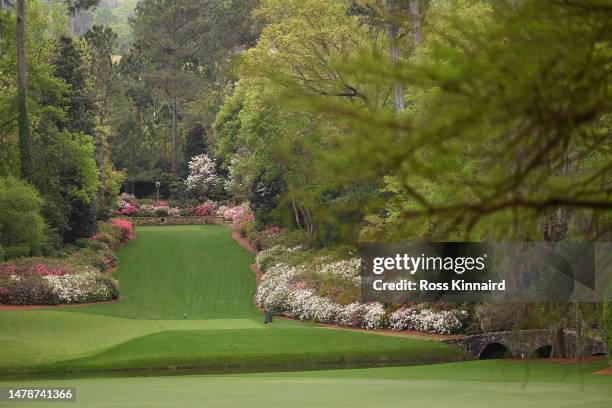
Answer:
0, 225, 462, 377
68, 225, 260, 320
37, 328, 457, 375
2, 361, 611, 408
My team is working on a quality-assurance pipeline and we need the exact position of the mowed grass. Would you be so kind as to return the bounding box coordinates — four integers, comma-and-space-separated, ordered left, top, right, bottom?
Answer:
37, 328, 458, 375
68, 225, 260, 320
0, 312, 261, 369
2, 361, 611, 408
0, 225, 463, 377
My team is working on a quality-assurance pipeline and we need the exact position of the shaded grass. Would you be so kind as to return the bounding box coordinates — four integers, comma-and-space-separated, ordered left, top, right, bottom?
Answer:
2, 361, 611, 408
21, 328, 460, 377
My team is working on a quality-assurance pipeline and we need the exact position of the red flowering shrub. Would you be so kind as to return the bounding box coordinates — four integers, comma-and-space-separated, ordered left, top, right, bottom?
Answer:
193, 200, 216, 216
0, 263, 16, 277
28, 263, 66, 276
111, 218, 135, 242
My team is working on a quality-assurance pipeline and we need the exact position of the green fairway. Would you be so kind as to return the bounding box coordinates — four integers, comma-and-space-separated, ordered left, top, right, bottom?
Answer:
68, 225, 261, 320
37, 328, 457, 375
2, 361, 611, 408
0, 225, 461, 377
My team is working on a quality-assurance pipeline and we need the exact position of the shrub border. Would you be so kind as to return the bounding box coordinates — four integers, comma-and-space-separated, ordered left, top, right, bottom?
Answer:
126, 216, 226, 226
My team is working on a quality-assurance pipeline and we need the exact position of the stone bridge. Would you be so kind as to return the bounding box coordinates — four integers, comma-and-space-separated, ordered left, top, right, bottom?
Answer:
443, 329, 607, 359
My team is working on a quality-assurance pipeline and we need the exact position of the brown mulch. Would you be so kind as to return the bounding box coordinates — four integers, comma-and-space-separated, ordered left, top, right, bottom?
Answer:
250, 264, 263, 286
232, 231, 258, 254
593, 366, 612, 375
315, 322, 463, 340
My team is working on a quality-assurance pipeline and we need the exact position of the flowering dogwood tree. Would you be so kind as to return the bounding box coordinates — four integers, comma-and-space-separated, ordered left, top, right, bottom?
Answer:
185, 154, 220, 197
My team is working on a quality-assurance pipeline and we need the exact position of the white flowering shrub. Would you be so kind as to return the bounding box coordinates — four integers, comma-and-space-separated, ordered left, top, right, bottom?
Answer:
256, 263, 302, 313
185, 154, 220, 196
336, 302, 384, 328
255, 247, 467, 334
317, 258, 361, 284
285, 289, 340, 323
43, 271, 119, 304
255, 245, 286, 271
362, 302, 386, 329
389, 308, 468, 334
388, 308, 420, 331
255, 245, 303, 271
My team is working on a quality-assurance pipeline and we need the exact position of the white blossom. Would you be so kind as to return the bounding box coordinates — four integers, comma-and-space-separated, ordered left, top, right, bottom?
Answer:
185, 154, 221, 196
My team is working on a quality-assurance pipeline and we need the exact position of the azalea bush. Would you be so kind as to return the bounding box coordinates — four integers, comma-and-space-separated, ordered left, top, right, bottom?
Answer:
0, 259, 119, 306
389, 307, 469, 335
115, 193, 139, 216
193, 200, 216, 216
110, 218, 135, 242
43, 271, 119, 304
0, 215, 130, 306
255, 245, 468, 334
243, 225, 283, 251
223, 202, 252, 222
116, 194, 223, 218
256, 260, 385, 330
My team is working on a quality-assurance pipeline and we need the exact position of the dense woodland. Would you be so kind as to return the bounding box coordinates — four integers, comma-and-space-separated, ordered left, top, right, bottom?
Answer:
0, 0, 611, 346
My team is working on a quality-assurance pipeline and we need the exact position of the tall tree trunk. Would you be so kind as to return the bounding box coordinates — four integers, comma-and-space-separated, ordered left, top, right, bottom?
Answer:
291, 197, 302, 229
172, 97, 178, 175
386, 0, 404, 113
16, 0, 32, 181
409, 0, 421, 49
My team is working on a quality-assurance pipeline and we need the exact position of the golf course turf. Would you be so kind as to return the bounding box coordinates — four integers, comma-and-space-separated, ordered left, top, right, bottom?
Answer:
0, 225, 461, 377
2, 361, 611, 408
1, 225, 610, 407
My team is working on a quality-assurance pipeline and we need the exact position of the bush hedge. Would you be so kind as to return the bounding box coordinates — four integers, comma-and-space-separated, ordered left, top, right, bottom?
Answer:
0, 219, 133, 306
0, 176, 46, 259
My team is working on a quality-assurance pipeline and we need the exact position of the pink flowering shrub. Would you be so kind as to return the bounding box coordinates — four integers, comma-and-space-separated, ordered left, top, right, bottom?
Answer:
193, 200, 216, 216
265, 226, 281, 236
0, 258, 115, 305
233, 211, 255, 237
111, 218, 135, 242
116, 202, 138, 216
223, 203, 251, 222
115, 193, 139, 216
153, 200, 168, 207
28, 263, 66, 276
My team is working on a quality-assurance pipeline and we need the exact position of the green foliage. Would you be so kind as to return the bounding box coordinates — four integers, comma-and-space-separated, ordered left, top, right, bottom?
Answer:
53, 35, 96, 136
98, 221, 123, 249
33, 129, 99, 241
605, 295, 612, 366
300, 0, 612, 241
0, 176, 46, 258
